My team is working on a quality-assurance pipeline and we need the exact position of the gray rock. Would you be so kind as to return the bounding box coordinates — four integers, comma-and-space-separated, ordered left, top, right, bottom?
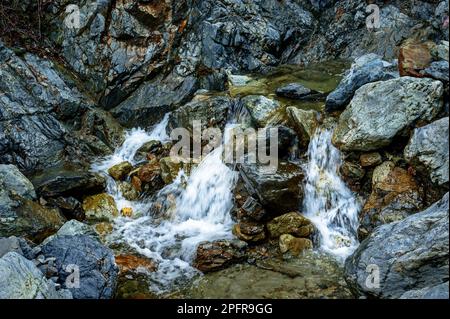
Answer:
345, 193, 449, 299
41, 235, 118, 299
238, 160, 304, 216
241, 95, 282, 128
399, 282, 449, 299
325, 54, 398, 111
332, 77, 444, 151
275, 83, 317, 99
0, 164, 36, 200
167, 95, 232, 134
0, 252, 72, 299
0, 236, 35, 259
420, 60, 449, 83
41, 220, 99, 246
404, 117, 449, 185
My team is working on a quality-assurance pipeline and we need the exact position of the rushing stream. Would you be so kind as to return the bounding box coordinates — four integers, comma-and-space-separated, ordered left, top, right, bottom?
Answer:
303, 129, 360, 260
91, 63, 361, 294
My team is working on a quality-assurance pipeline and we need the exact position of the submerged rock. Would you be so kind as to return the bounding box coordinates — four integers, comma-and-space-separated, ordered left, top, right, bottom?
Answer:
332, 77, 444, 151
41, 235, 119, 299
194, 240, 247, 273
345, 193, 449, 299
275, 83, 317, 99
0, 252, 72, 299
325, 54, 398, 112
404, 117, 449, 185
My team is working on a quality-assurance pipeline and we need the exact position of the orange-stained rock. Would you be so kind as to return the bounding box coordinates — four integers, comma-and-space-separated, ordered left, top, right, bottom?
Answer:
131, 176, 142, 192
137, 160, 161, 184
115, 254, 157, 273
120, 207, 133, 218
399, 41, 434, 77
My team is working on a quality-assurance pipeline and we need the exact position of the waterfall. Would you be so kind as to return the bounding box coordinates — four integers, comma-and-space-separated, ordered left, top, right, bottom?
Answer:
93, 116, 238, 292
302, 129, 360, 260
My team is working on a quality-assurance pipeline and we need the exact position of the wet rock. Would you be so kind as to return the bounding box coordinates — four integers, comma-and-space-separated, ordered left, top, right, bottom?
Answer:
267, 212, 314, 239
345, 193, 449, 299
232, 222, 266, 243
135, 140, 163, 162
115, 254, 157, 274
264, 126, 298, 158
136, 159, 164, 194
46, 196, 84, 221
0, 165, 36, 200
159, 157, 194, 184
332, 77, 444, 151
108, 162, 133, 181
167, 95, 232, 134
32, 167, 106, 199
359, 162, 423, 239
399, 283, 449, 299
118, 182, 140, 201
275, 83, 317, 100
0, 252, 72, 299
286, 107, 319, 145
238, 161, 304, 216
41, 235, 119, 299
120, 207, 133, 218
399, 41, 434, 77
279, 234, 313, 256
240, 196, 267, 222
241, 95, 282, 128
360, 152, 382, 168
404, 117, 449, 185
325, 54, 398, 111
194, 240, 247, 273
82, 193, 119, 222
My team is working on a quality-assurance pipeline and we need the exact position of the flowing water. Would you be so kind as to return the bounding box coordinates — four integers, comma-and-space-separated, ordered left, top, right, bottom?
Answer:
91, 63, 361, 295
302, 129, 360, 260
92, 117, 238, 292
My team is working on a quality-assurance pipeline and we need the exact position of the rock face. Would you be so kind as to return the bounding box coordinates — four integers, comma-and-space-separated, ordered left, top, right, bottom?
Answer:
332, 77, 444, 151
194, 240, 247, 273
41, 235, 119, 299
345, 193, 449, 299
238, 161, 304, 216
0, 252, 72, 299
0, 41, 120, 173
404, 117, 449, 185
325, 54, 398, 111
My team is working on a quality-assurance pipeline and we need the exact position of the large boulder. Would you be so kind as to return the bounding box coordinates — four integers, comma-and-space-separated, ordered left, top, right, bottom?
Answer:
404, 117, 449, 185
325, 54, 398, 112
238, 160, 304, 216
241, 95, 282, 128
41, 235, 119, 299
345, 193, 449, 299
332, 77, 444, 151
0, 252, 72, 299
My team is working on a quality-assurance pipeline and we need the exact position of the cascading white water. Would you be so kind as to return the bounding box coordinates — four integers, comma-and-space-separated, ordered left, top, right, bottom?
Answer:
302, 129, 360, 260
92, 116, 238, 291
